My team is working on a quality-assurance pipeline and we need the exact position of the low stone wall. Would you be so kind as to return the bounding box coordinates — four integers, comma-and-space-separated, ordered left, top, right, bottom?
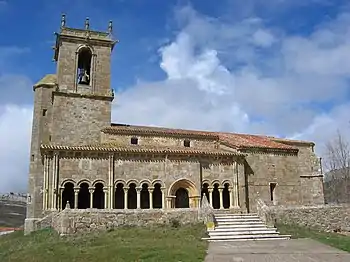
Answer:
52, 208, 201, 235
257, 198, 350, 232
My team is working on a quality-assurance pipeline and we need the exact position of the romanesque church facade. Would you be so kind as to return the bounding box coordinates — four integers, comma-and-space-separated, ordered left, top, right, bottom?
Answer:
25, 16, 325, 233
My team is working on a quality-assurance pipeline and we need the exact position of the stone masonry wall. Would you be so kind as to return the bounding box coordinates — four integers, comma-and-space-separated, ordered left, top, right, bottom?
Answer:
52, 208, 200, 235
245, 153, 301, 212
266, 204, 350, 233
244, 144, 324, 212
58, 156, 109, 187
51, 94, 111, 144
101, 133, 218, 150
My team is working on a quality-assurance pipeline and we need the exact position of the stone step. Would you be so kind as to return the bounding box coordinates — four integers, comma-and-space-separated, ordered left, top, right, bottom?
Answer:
215, 218, 261, 222
208, 230, 280, 236
214, 224, 272, 229
202, 235, 291, 242
214, 213, 258, 218
203, 234, 291, 240
216, 221, 266, 226
209, 227, 277, 233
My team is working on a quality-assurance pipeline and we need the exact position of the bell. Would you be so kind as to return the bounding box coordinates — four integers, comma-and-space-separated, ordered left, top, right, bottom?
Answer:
79, 70, 90, 85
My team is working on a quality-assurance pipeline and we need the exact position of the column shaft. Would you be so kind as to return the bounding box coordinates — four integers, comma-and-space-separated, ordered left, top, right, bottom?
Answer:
149, 188, 154, 209
124, 188, 128, 209
219, 188, 224, 209
136, 187, 141, 209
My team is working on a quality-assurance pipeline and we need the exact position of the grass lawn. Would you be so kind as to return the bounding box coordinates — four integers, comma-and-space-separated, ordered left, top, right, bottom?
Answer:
0, 224, 208, 262
277, 223, 350, 252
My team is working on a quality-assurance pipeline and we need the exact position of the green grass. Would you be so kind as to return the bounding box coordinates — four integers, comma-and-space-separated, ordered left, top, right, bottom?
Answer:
0, 224, 208, 262
277, 223, 350, 252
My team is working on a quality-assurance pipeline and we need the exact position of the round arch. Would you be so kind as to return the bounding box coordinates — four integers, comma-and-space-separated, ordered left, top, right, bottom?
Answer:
168, 179, 198, 197
152, 180, 165, 187
60, 179, 76, 187
211, 180, 221, 187
92, 179, 106, 187
76, 44, 94, 54
139, 179, 152, 187
126, 179, 139, 187
221, 180, 232, 187
114, 179, 126, 187
77, 179, 91, 187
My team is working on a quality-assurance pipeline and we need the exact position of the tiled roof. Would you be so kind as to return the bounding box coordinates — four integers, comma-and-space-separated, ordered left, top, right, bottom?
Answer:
266, 136, 315, 146
218, 133, 298, 152
33, 74, 57, 88
103, 124, 219, 139
40, 143, 245, 157
107, 123, 306, 152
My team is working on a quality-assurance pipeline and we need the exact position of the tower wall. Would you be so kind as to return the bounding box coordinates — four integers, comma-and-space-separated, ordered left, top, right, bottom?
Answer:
25, 84, 55, 233
51, 94, 112, 144
25, 16, 117, 234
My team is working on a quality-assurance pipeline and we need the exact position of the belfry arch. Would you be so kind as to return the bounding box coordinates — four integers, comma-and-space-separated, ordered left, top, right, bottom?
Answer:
76, 46, 93, 85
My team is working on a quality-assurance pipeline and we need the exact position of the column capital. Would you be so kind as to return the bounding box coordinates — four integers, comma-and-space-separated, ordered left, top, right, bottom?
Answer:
88, 187, 95, 193
148, 187, 155, 192
74, 187, 80, 193
136, 187, 142, 192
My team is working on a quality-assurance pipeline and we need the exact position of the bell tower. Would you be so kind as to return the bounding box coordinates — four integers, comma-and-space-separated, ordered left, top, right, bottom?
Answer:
50, 15, 118, 144
54, 14, 117, 95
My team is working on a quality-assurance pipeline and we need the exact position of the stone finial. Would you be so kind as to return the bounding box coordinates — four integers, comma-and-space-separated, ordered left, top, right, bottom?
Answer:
66, 201, 71, 209
108, 20, 113, 34
61, 14, 66, 28
85, 17, 90, 30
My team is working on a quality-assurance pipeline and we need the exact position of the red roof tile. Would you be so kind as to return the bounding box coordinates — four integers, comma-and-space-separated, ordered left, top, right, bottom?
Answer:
107, 123, 308, 152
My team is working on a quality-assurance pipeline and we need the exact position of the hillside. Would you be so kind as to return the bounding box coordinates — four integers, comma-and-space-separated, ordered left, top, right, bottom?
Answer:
0, 194, 26, 228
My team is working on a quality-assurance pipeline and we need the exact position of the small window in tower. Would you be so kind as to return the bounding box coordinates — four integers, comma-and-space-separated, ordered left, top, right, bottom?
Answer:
184, 139, 191, 147
42, 109, 47, 116
131, 137, 138, 145
49, 135, 52, 142
77, 47, 92, 86
31, 154, 34, 162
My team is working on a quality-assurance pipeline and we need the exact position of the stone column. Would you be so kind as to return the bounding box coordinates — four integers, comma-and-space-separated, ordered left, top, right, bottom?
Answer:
58, 187, 64, 210
136, 187, 141, 209
161, 187, 166, 209
89, 187, 94, 208
123, 188, 128, 209
208, 187, 213, 208
74, 51, 78, 91
233, 162, 240, 208
51, 153, 59, 210
42, 155, 48, 210
149, 187, 154, 209
108, 154, 114, 209
166, 198, 172, 209
103, 187, 108, 209
74, 187, 79, 209
218, 187, 224, 209
229, 186, 234, 208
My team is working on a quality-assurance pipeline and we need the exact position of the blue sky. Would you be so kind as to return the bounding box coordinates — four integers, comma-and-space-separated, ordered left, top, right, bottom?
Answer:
1, 0, 350, 192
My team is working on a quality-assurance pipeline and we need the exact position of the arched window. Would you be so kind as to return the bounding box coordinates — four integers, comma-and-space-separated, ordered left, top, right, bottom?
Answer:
77, 47, 92, 85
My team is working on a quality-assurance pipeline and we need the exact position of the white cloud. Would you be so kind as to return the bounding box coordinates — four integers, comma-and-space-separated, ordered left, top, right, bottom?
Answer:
0, 105, 32, 193
113, 4, 350, 155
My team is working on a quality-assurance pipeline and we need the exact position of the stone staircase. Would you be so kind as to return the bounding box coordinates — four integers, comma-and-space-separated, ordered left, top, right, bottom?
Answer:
202, 212, 291, 242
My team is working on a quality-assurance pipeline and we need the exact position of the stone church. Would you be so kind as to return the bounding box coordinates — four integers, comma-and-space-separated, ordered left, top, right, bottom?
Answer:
25, 16, 324, 233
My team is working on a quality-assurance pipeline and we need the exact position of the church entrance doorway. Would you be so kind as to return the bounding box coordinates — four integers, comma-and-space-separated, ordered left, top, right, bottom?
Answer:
175, 187, 189, 208
168, 179, 198, 208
